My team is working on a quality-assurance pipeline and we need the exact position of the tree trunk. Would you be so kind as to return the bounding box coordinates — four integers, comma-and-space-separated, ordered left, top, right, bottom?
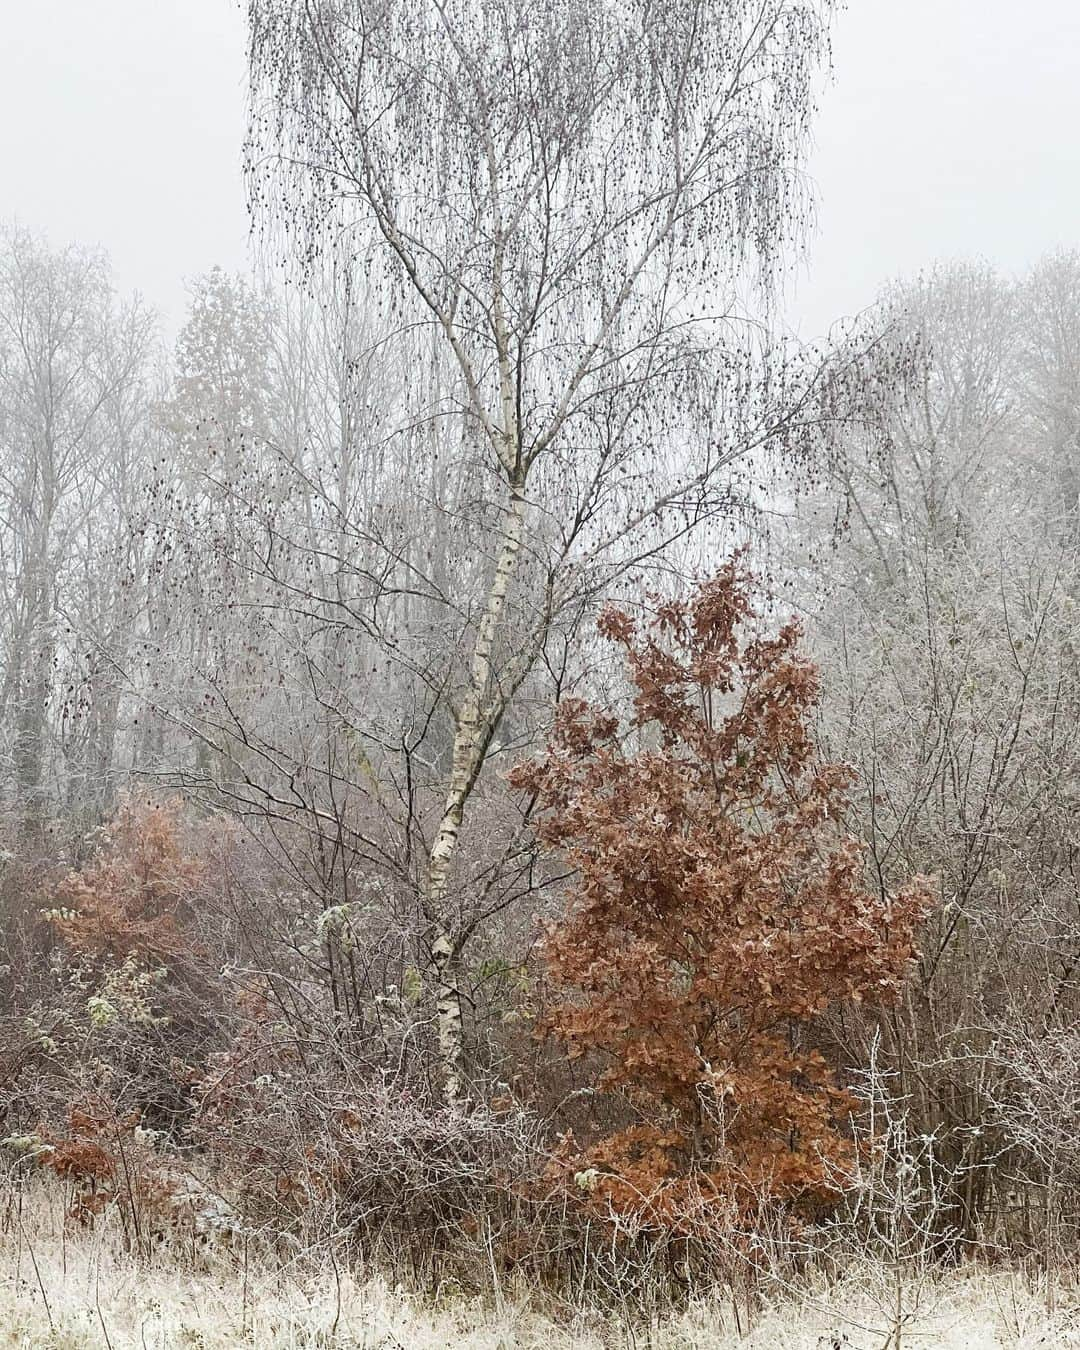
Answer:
425, 474, 527, 1105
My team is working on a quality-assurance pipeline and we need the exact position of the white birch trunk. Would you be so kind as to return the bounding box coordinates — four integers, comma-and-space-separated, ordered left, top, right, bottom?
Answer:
426, 473, 527, 1105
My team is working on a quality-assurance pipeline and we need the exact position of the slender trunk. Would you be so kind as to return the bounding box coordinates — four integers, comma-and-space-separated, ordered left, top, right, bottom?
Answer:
14, 555, 53, 843
426, 473, 527, 1105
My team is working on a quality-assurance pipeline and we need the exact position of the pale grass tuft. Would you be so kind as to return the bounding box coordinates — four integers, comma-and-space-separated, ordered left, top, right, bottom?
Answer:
1, 1183, 1079, 1348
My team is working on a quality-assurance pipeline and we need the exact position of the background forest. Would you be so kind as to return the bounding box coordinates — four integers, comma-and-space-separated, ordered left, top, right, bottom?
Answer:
0, 0, 1079, 1344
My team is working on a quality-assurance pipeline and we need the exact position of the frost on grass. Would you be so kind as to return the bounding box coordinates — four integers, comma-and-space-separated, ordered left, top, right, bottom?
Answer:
0, 1183, 1078, 1349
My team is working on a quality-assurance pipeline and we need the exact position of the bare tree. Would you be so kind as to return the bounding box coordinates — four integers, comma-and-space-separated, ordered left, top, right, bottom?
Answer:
0, 225, 156, 846
1018, 249, 1080, 536
235, 0, 896, 1102
785, 259, 1080, 1242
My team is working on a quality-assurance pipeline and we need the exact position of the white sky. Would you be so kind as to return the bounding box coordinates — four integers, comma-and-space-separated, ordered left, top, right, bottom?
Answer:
2, 0, 1078, 339
789, 0, 1080, 336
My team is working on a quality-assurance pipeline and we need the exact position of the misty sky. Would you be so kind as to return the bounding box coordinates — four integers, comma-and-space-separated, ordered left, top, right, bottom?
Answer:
3, 0, 1078, 338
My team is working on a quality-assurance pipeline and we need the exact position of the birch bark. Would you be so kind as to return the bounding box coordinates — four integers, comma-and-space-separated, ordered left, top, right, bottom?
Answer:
426, 473, 527, 1104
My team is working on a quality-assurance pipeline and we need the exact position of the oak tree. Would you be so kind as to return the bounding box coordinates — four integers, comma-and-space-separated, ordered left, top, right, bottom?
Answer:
512, 560, 931, 1223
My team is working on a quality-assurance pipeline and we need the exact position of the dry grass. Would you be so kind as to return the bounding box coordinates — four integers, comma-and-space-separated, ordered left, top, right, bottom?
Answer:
0, 1183, 1078, 1348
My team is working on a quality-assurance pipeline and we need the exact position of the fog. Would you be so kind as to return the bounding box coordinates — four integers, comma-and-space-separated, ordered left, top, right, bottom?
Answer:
3, 1, 1078, 331
0, 4, 1078, 1344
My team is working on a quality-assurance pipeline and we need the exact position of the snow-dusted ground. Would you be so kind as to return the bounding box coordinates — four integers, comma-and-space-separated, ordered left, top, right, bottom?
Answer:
0, 1187, 1076, 1348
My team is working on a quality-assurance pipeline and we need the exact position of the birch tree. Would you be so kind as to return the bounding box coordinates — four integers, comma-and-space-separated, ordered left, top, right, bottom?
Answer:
239, 0, 880, 1102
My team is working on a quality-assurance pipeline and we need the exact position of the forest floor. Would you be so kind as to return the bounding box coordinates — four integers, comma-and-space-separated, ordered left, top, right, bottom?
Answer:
0, 1186, 1077, 1348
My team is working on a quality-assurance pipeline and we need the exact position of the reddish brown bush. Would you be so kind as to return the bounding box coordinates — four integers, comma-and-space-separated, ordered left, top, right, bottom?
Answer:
47, 797, 202, 966
25, 798, 225, 1145
34, 1098, 178, 1233
512, 560, 932, 1228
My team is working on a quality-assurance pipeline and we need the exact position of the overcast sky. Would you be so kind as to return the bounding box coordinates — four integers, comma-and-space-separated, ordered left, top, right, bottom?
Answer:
2, 0, 1078, 339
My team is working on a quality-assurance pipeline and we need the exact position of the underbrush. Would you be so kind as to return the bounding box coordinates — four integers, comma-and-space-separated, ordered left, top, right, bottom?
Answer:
3, 800, 1080, 1347
0, 1180, 1079, 1348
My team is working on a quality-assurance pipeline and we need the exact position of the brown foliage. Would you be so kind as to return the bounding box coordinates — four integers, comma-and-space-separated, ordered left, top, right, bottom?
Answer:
19, 798, 226, 1144
512, 560, 933, 1226
47, 797, 202, 966
35, 1098, 182, 1232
